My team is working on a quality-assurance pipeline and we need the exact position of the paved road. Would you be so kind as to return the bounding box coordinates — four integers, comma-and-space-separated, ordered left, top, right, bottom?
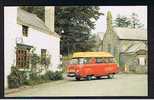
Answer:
5, 74, 147, 97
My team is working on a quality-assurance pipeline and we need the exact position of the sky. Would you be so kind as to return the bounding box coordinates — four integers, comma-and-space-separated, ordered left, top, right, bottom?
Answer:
92, 6, 147, 33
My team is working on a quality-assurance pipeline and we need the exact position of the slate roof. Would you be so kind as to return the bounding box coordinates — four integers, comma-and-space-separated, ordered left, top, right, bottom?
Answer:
126, 42, 147, 53
113, 27, 147, 40
17, 8, 59, 37
120, 41, 147, 53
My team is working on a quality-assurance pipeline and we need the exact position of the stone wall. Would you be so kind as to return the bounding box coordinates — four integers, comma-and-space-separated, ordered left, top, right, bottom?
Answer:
102, 30, 120, 64
120, 53, 147, 74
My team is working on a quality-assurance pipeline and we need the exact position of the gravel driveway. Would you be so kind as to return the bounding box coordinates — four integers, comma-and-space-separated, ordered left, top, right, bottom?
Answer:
5, 74, 148, 97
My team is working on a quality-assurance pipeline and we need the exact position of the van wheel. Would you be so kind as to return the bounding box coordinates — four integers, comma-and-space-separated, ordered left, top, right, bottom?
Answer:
108, 74, 114, 79
96, 76, 101, 79
75, 76, 80, 81
86, 76, 92, 80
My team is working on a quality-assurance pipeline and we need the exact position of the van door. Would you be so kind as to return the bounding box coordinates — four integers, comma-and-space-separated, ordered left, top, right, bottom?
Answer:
81, 58, 95, 77
102, 57, 118, 74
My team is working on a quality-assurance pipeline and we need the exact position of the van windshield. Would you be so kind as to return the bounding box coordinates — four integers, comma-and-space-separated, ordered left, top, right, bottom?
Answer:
70, 58, 78, 64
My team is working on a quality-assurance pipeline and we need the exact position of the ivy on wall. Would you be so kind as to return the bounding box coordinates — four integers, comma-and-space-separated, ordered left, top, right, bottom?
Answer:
7, 47, 63, 89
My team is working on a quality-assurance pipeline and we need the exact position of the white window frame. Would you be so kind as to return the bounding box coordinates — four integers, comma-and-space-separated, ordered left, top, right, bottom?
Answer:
138, 56, 145, 65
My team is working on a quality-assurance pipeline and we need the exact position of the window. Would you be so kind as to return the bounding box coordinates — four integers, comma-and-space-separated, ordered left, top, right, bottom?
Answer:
16, 49, 29, 68
70, 58, 78, 64
70, 58, 91, 64
79, 58, 85, 64
138, 56, 145, 65
82, 58, 91, 64
22, 25, 28, 37
16, 44, 32, 68
96, 57, 116, 64
108, 58, 116, 63
41, 49, 47, 64
96, 58, 103, 63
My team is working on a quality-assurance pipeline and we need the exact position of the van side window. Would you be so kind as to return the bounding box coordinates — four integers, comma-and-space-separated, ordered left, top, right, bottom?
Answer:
70, 58, 78, 64
108, 58, 116, 63
84, 58, 91, 64
102, 58, 108, 63
96, 57, 116, 63
79, 58, 84, 64
96, 58, 103, 63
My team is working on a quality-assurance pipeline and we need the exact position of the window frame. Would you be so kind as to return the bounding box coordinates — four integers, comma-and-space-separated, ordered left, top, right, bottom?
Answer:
41, 49, 47, 64
138, 56, 146, 66
16, 48, 30, 68
22, 25, 28, 37
96, 57, 116, 64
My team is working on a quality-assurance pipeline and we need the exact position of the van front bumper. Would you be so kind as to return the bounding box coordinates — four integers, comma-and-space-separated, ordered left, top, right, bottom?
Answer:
67, 72, 77, 77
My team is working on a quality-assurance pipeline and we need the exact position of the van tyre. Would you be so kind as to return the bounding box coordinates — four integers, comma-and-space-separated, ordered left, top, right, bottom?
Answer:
108, 74, 114, 79
75, 76, 80, 81
96, 76, 101, 79
86, 75, 92, 80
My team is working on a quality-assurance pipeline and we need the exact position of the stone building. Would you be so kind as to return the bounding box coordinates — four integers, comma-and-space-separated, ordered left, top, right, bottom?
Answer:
102, 11, 147, 73
95, 32, 105, 51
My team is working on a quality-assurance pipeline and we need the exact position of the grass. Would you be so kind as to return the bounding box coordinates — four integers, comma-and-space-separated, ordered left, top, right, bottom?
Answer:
62, 54, 73, 61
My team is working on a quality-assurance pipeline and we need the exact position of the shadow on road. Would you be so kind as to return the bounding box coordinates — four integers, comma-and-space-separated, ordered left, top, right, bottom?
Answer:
66, 76, 117, 82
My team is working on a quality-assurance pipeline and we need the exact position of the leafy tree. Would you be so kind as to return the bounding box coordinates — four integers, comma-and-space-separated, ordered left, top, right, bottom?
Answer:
130, 13, 144, 28
20, 6, 103, 55
113, 13, 144, 29
113, 14, 131, 27
55, 6, 102, 55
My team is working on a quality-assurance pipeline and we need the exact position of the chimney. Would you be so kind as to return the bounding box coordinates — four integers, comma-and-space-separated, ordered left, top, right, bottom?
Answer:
45, 6, 55, 32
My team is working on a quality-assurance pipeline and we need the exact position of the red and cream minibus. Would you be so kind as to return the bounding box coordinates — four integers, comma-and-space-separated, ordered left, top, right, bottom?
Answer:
67, 52, 119, 80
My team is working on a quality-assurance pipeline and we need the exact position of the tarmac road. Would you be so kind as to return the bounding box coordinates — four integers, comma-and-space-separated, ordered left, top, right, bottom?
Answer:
5, 74, 148, 97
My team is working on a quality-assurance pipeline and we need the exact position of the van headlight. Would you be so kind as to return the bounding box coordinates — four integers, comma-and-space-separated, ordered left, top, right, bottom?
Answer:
76, 70, 79, 72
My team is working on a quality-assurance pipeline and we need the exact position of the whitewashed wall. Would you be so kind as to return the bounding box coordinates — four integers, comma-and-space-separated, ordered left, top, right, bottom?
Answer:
16, 25, 60, 71
4, 7, 60, 88
4, 7, 18, 89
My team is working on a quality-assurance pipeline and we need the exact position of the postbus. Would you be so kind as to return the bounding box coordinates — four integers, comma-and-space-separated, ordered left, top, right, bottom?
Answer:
67, 52, 119, 80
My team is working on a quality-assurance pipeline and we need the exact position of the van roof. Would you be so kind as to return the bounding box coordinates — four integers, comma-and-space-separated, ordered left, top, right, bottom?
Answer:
72, 52, 113, 58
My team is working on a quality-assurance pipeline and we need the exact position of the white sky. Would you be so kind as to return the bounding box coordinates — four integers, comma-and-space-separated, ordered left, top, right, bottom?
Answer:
92, 6, 147, 33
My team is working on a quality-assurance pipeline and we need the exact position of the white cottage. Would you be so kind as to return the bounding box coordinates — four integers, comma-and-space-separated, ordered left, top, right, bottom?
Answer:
4, 7, 60, 88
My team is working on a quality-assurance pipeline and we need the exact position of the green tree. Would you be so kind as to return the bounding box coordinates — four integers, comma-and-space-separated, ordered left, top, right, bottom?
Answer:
130, 13, 144, 28
20, 6, 103, 55
55, 6, 102, 55
113, 14, 131, 27
113, 13, 144, 29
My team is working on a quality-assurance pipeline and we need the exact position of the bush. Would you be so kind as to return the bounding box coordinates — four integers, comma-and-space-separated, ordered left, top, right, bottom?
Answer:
8, 67, 27, 89
29, 73, 40, 81
54, 71, 64, 80
23, 71, 64, 86
41, 73, 50, 80
8, 66, 64, 88
23, 75, 46, 86
45, 71, 64, 80
23, 79, 34, 85
8, 75, 20, 89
